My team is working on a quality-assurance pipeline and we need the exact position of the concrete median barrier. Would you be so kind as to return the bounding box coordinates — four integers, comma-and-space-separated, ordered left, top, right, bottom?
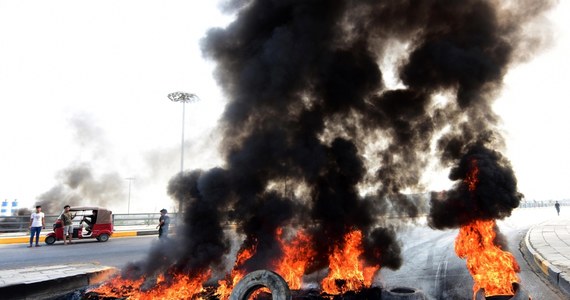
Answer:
0, 230, 159, 245
0, 264, 117, 300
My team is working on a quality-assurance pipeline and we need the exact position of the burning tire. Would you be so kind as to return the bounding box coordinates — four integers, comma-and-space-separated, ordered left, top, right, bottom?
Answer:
381, 286, 427, 300
45, 235, 56, 245
474, 283, 530, 300
97, 233, 109, 242
229, 270, 291, 300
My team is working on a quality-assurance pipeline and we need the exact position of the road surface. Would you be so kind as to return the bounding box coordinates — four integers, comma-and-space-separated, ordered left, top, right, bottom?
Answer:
380, 208, 567, 299
0, 235, 155, 270
0, 208, 565, 299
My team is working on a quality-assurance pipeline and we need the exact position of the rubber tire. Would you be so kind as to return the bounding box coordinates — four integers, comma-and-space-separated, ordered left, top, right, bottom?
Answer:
97, 233, 109, 242
229, 270, 291, 300
45, 236, 56, 245
381, 287, 427, 300
474, 283, 529, 300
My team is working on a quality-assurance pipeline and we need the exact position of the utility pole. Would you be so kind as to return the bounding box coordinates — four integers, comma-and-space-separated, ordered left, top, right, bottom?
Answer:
125, 177, 135, 214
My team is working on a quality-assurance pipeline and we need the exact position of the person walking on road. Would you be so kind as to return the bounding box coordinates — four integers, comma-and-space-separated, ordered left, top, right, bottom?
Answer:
61, 205, 75, 245
28, 205, 45, 248
157, 209, 170, 239
555, 201, 561, 216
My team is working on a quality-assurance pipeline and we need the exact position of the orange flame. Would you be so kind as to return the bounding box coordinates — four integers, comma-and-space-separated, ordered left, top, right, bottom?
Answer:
92, 270, 210, 300
250, 287, 271, 299
455, 220, 520, 297
321, 230, 379, 294
274, 228, 316, 289
92, 276, 144, 298
92, 229, 384, 298
465, 159, 479, 192
215, 242, 257, 300
456, 159, 520, 297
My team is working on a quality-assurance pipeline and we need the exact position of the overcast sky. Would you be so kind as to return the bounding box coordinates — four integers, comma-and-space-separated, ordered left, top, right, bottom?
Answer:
1, 1, 569, 213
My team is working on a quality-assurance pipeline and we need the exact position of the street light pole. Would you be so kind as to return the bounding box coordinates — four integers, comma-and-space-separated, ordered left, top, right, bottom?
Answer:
125, 177, 135, 214
181, 101, 186, 172
167, 92, 200, 214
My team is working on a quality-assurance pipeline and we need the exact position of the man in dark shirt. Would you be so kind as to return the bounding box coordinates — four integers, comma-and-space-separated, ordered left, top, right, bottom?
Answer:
157, 209, 170, 239
555, 201, 561, 216
82, 210, 97, 234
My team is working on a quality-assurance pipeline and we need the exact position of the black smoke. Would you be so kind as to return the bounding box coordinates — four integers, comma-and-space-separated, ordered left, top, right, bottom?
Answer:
136, 0, 553, 282
428, 144, 522, 229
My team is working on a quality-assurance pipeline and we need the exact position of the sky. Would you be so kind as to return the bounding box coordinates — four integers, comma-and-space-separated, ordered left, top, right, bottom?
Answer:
0, 1, 569, 213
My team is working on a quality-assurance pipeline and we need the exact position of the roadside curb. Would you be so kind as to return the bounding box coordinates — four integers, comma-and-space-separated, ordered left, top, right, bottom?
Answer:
0, 265, 118, 300
521, 225, 570, 296
0, 230, 158, 245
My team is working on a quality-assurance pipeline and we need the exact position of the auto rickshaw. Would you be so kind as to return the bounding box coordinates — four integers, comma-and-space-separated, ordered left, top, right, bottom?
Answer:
45, 206, 113, 245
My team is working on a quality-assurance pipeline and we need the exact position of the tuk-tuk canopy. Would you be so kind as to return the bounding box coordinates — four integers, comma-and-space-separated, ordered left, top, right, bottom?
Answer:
69, 206, 103, 211
64, 206, 113, 224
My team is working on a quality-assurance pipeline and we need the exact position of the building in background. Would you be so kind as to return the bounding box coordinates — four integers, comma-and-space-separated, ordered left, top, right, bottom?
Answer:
1, 199, 19, 216
0, 200, 8, 216
10, 199, 18, 216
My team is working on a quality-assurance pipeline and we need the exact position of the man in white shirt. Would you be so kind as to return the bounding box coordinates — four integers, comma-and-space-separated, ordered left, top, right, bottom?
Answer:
29, 205, 45, 248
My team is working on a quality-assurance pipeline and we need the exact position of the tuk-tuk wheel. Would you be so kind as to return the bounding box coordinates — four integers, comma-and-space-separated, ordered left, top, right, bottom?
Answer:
97, 233, 109, 242
45, 236, 56, 245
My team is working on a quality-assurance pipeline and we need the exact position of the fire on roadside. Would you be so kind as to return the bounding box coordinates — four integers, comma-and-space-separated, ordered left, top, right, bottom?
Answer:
92, 271, 210, 300
455, 219, 520, 297
91, 227, 381, 299
456, 159, 520, 298
215, 243, 256, 300
321, 230, 379, 295
274, 228, 316, 290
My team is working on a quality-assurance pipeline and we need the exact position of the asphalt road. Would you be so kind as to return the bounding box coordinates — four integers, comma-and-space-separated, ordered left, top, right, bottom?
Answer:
380, 208, 567, 300
0, 208, 565, 300
0, 235, 156, 270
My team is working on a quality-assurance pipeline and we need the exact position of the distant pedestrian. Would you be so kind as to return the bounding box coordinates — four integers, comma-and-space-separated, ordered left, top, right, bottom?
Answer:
157, 209, 170, 239
555, 201, 560, 216
61, 205, 75, 245
28, 205, 45, 248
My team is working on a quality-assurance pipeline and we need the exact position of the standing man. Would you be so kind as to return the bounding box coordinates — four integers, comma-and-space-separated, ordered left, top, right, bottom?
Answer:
555, 201, 561, 216
156, 209, 170, 239
28, 205, 45, 248
61, 205, 75, 245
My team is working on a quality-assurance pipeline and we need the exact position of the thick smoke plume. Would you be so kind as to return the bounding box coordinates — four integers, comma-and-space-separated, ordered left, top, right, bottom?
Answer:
428, 144, 521, 229
35, 114, 126, 214
36, 163, 125, 214
36, 112, 203, 215
135, 0, 553, 281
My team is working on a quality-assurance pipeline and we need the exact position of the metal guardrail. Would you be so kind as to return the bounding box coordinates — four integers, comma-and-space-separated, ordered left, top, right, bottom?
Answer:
112, 213, 179, 227
0, 213, 179, 233
0, 216, 60, 233
519, 200, 570, 208
0, 201, 566, 233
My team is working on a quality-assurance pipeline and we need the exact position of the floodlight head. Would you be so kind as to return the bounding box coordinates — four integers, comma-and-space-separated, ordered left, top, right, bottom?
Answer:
168, 92, 200, 103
